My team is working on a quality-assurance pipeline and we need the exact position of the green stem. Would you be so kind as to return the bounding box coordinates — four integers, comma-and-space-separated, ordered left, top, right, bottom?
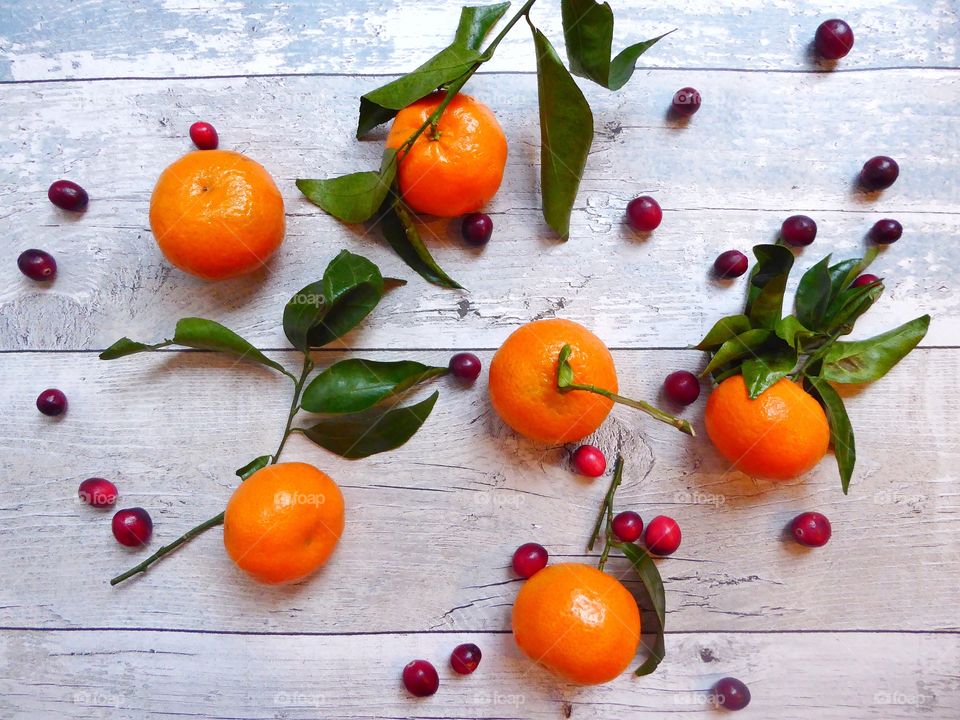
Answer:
567, 383, 695, 437
110, 353, 315, 586
109, 512, 225, 586
791, 329, 843, 380
587, 455, 624, 552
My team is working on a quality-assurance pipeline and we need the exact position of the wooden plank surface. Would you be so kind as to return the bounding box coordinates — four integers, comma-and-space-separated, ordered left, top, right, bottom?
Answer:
2, 629, 957, 719
1, 0, 958, 81
1, 71, 957, 351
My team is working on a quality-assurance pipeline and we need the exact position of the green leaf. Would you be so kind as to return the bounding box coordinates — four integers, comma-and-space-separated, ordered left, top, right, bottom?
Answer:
530, 20, 594, 239
283, 251, 387, 352
299, 391, 439, 459
806, 377, 855, 494
99, 337, 164, 360
795, 255, 833, 330
355, 3, 509, 137
774, 315, 814, 350
694, 315, 751, 351
172, 318, 289, 375
824, 282, 883, 336
556, 344, 574, 387
701, 329, 771, 378
616, 542, 666, 676
746, 244, 794, 329
827, 246, 880, 301
380, 198, 464, 289
561, 0, 671, 91
235, 455, 272, 481
301, 359, 447, 414
821, 315, 930, 384
741, 338, 797, 398
296, 149, 397, 224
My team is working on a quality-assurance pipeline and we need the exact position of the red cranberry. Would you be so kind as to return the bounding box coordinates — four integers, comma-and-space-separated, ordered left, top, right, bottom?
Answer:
112, 507, 153, 547
47, 180, 89, 211
671, 87, 701, 117
645, 515, 681, 555
78, 478, 118, 508
450, 643, 482, 674
789, 511, 832, 547
713, 677, 751, 711
713, 250, 748, 279
36, 388, 68, 416
870, 219, 903, 244
860, 156, 899, 190
572, 445, 606, 477
461, 213, 493, 246
626, 196, 662, 232
851, 273, 881, 288
512, 542, 548, 578
189, 121, 219, 150
663, 370, 701, 405
780, 215, 817, 246
815, 19, 854, 60
402, 659, 439, 697
448, 352, 481, 381
612, 511, 644, 543
18, 249, 57, 281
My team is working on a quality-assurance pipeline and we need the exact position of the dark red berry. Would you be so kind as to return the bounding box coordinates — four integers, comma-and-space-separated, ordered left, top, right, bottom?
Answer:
612, 511, 644, 543
645, 515, 681, 555
671, 87, 701, 117
449, 352, 481, 381
512, 542, 548, 578
780, 215, 817, 246
402, 659, 439, 697
851, 273, 881, 288
815, 19, 854, 60
47, 180, 89, 211
860, 156, 899, 191
461, 213, 493, 246
626, 196, 662, 232
450, 643, 482, 674
78, 478, 118, 508
713, 250, 748, 279
789, 511, 832, 547
18, 249, 57, 281
870, 219, 903, 245
112, 507, 153, 547
713, 677, 751, 711
663, 370, 701, 405
189, 121, 219, 150
572, 445, 606, 477
36, 388, 67, 416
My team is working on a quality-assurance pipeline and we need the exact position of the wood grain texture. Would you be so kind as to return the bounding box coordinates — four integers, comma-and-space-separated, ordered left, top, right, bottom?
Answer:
1, 629, 957, 719
1, 0, 958, 81
2, 348, 957, 633
1, 71, 957, 351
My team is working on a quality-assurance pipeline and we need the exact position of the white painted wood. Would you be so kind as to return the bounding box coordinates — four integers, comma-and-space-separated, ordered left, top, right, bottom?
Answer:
1, 629, 957, 719
1, 71, 957, 351
2, 348, 957, 633
1, 0, 958, 81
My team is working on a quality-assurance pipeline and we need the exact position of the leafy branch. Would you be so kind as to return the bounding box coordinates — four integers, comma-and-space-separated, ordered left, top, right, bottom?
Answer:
297, 0, 671, 286
103, 250, 450, 585
695, 244, 930, 492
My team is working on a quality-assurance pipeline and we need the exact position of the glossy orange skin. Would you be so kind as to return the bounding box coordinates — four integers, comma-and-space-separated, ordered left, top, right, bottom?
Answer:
223, 462, 344, 584
512, 563, 641, 685
705, 375, 831, 480
385, 92, 507, 217
149, 150, 285, 280
488, 319, 617, 444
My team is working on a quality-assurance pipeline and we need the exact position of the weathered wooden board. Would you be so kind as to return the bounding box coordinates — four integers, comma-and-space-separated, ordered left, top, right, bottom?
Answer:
2, 0, 958, 82
2, 348, 957, 633
1, 71, 957, 351
1, 629, 957, 719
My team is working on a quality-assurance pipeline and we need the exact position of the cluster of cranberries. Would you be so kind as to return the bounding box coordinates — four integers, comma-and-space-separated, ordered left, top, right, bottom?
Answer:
76, 473, 153, 547
402, 642, 483, 697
